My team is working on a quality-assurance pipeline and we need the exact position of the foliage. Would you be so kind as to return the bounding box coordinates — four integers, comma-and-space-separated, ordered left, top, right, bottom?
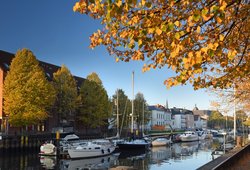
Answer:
3, 49, 56, 127
73, 0, 250, 90
78, 72, 111, 128
134, 92, 149, 130
111, 89, 131, 132
52, 65, 78, 124
208, 110, 225, 129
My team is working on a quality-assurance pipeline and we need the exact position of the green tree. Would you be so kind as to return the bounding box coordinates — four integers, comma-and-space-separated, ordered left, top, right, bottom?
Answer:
3, 49, 56, 127
134, 92, 149, 133
208, 110, 225, 129
111, 89, 131, 135
78, 72, 111, 132
73, 0, 249, 90
52, 65, 78, 125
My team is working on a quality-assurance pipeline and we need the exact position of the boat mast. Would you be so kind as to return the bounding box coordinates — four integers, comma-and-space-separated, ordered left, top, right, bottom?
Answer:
116, 89, 120, 138
131, 71, 134, 134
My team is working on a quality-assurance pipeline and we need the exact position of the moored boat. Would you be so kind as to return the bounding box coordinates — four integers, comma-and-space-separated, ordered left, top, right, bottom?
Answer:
179, 131, 199, 142
151, 137, 171, 147
39, 142, 57, 156
67, 140, 116, 159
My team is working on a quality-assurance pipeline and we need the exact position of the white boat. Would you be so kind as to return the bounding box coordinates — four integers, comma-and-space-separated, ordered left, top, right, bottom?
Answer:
198, 130, 213, 140
179, 131, 199, 142
67, 140, 116, 159
39, 142, 57, 156
151, 137, 171, 147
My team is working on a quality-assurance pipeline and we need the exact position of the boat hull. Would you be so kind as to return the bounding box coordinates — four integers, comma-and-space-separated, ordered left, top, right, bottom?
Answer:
68, 145, 116, 159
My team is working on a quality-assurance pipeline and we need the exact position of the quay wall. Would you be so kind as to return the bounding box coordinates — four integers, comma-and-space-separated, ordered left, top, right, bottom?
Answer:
0, 133, 102, 153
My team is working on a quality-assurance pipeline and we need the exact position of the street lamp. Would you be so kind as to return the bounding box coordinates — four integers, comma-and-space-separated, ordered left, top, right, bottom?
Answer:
222, 132, 227, 154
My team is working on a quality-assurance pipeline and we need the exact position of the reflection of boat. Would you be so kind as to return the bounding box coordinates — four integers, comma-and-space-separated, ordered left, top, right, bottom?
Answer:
118, 149, 147, 159
151, 146, 171, 164
39, 142, 57, 156
40, 156, 56, 169
172, 141, 199, 158
151, 137, 171, 147
68, 139, 116, 159
60, 153, 119, 170
179, 131, 199, 142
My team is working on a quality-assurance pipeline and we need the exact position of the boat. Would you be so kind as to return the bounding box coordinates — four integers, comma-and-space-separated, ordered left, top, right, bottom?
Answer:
67, 139, 116, 159
179, 131, 199, 142
39, 141, 57, 156
151, 137, 171, 147
197, 130, 213, 140
117, 72, 150, 150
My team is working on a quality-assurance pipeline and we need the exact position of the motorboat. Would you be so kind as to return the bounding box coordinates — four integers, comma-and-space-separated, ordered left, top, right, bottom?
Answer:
67, 140, 116, 159
151, 137, 171, 147
39, 141, 57, 156
179, 131, 199, 142
198, 130, 213, 140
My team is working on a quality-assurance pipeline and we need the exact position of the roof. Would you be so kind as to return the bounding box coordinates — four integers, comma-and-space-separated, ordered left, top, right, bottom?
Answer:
171, 107, 193, 115
0, 50, 85, 88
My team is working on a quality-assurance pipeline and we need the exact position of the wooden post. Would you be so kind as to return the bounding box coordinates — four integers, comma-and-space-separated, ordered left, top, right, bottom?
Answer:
56, 131, 60, 156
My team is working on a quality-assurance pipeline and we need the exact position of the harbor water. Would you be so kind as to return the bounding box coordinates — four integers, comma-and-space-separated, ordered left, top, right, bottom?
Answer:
0, 139, 221, 170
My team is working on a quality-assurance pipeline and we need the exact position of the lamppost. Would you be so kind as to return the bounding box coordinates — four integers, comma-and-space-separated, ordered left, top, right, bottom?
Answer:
222, 132, 227, 154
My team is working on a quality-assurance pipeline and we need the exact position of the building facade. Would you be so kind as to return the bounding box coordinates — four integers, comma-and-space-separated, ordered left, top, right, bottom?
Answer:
148, 105, 172, 131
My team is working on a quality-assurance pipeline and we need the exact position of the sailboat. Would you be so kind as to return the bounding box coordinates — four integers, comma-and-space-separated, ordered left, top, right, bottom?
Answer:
117, 72, 150, 150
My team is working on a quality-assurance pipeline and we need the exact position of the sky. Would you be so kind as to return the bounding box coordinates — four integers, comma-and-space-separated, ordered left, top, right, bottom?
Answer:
0, 0, 216, 110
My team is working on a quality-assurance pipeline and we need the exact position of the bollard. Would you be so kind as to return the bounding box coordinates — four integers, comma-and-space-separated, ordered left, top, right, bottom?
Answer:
236, 136, 242, 147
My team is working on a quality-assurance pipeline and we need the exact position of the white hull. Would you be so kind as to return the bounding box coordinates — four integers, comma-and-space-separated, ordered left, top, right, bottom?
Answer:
151, 138, 171, 146
180, 131, 199, 142
68, 141, 116, 159
39, 143, 57, 156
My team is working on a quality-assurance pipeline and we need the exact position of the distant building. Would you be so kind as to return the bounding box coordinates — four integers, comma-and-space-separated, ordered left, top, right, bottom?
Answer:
192, 105, 211, 129
148, 105, 172, 131
171, 107, 194, 130
0, 50, 85, 135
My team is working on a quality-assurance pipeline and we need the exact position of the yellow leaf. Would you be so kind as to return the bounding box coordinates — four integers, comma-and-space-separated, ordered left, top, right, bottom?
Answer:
174, 21, 180, 27
116, 58, 120, 62
216, 17, 223, 23
116, 0, 122, 7
141, 0, 146, 6
197, 26, 201, 34
156, 27, 162, 35
219, 34, 224, 41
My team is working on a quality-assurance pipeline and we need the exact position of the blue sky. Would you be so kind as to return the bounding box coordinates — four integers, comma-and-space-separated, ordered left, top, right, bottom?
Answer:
0, 0, 215, 110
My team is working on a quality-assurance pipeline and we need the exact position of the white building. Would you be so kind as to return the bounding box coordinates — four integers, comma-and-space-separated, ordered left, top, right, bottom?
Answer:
193, 105, 209, 129
148, 105, 172, 131
171, 108, 194, 130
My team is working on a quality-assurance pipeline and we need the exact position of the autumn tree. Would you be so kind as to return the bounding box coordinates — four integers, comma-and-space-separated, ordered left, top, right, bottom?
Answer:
73, 0, 250, 90
111, 89, 131, 135
3, 49, 56, 127
208, 110, 225, 129
78, 72, 111, 132
52, 65, 78, 125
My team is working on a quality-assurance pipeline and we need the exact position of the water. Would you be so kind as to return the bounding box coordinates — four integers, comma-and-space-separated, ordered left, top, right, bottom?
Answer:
0, 140, 221, 170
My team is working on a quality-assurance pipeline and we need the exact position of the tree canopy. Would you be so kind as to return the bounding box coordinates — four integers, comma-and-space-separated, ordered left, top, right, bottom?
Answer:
3, 49, 56, 127
74, 0, 250, 90
53, 65, 78, 124
78, 72, 110, 128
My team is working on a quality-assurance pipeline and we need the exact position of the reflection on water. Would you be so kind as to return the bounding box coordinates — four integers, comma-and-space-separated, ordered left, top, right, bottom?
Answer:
0, 140, 218, 170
